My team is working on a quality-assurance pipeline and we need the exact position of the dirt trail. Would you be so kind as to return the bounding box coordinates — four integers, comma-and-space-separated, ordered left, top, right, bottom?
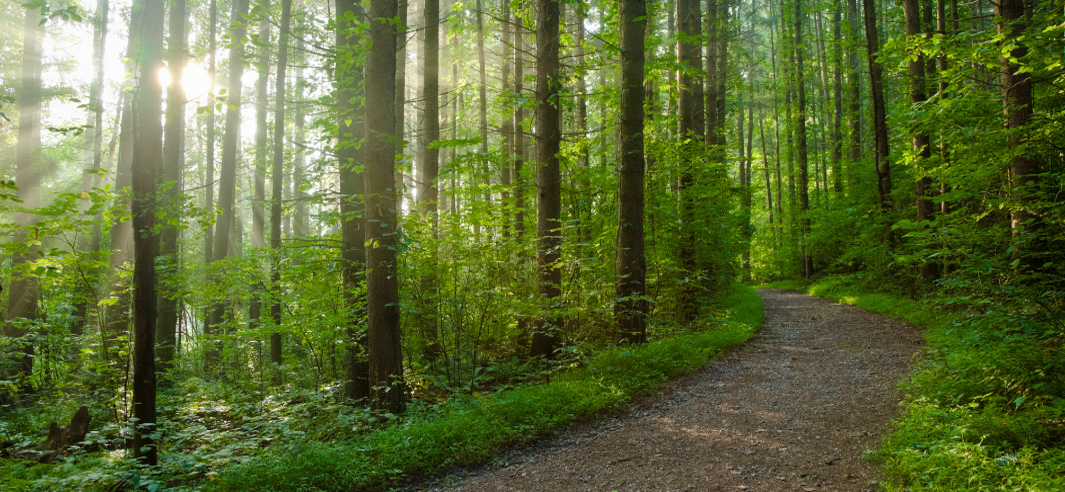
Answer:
431, 289, 924, 492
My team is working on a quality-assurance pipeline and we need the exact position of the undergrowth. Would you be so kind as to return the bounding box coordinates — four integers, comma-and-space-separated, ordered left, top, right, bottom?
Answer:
798, 275, 1065, 492
0, 286, 763, 491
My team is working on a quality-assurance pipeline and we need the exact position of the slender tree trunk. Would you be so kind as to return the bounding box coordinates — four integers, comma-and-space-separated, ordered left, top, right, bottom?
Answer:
337, 0, 370, 401
615, 0, 647, 344
418, 0, 440, 213
205, 0, 218, 265
530, 0, 562, 358
676, 0, 703, 321
904, 0, 936, 280
513, 10, 526, 239
294, 34, 309, 236
796, 0, 813, 278
863, 0, 891, 209
759, 116, 775, 229
995, 0, 1037, 238
157, 0, 187, 370
365, 0, 405, 413
394, 1, 408, 223
499, 0, 512, 239
477, 0, 490, 234
207, 0, 251, 358
130, 0, 164, 465
7, 5, 45, 377
847, 0, 862, 183
249, 0, 270, 346
831, 0, 843, 194
574, 4, 590, 245
269, 0, 292, 372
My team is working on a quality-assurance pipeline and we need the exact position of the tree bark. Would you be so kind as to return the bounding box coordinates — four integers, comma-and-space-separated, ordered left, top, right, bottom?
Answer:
336, 0, 370, 401
530, 0, 562, 358
270, 0, 293, 371
796, 0, 813, 278
499, 0, 512, 239
995, 0, 1037, 235
846, 0, 862, 181
204, 0, 218, 265
157, 0, 188, 370
831, 0, 844, 193
676, 0, 703, 321
207, 0, 251, 359
862, 0, 891, 210
418, 0, 440, 212
7, 4, 45, 378
513, 10, 526, 239
365, 0, 405, 413
130, 0, 164, 465
904, 0, 936, 280
615, 0, 647, 345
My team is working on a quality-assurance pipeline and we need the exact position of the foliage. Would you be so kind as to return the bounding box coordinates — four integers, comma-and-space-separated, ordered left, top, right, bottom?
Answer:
801, 275, 1065, 492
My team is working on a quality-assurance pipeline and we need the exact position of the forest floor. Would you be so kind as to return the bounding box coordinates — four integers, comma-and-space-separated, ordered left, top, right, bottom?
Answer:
420, 289, 924, 492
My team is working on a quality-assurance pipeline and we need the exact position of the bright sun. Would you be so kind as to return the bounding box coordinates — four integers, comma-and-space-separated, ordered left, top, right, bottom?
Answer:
158, 64, 212, 102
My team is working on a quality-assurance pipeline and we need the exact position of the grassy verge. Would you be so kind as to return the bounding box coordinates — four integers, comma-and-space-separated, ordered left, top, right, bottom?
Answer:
792, 276, 1065, 492
206, 286, 764, 491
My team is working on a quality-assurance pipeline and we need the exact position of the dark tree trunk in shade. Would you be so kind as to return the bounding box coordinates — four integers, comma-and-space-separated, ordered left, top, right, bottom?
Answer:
248, 4, 268, 340
336, 0, 370, 401
615, 0, 647, 345
130, 0, 165, 465
206, 0, 251, 360
904, 0, 936, 280
270, 0, 293, 371
795, 0, 813, 279
7, 5, 44, 377
995, 0, 1038, 236
759, 117, 776, 229
365, 0, 405, 413
831, 0, 844, 193
862, 0, 891, 210
477, 0, 491, 231
846, 0, 862, 174
676, 0, 703, 322
530, 0, 562, 359
157, 0, 188, 370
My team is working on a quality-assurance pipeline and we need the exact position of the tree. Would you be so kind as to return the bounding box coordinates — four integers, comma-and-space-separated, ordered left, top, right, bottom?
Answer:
530, 0, 562, 358
862, 0, 890, 209
207, 0, 252, 360
795, 0, 812, 278
995, 0, 1038, 238
418, 0, 440, 214
270, 0, 293, 371
336, 0, 370, 401
675, 0, 703, 321
365, 0, 404, 413
615, 0, 647, 344
157, 0, 188, 369
903, 0, 935, 280
129, 0, 164, 465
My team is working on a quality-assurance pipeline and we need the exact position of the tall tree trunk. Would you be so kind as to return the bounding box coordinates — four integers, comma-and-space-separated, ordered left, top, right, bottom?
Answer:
796, 0, 813, 278
676, 0, 703, 321
337, 0, 370, 401
477, 0, 490, 234
294, 34, 309, 237
846, 0, 862, 185
759, 116, 775, 229
831, 0, 844, 194
205, 0, 218, 265
270, 0, 293, 371
249, 0, 270, 346
530, 0, 562, 358
995, 0, 1037, 238
365, 0, 405, 413
513, 10, 526, 239
206, 0, 251, 361
7, 5, 45, 378
73, 0, 111, 336
863, 0, 891, 209
574, 4, 590, 245
615, 0, 647, 344
418, 0, 440, 213
157, 0, 187, 370
394, 1, 408, 223
904, 0, 936, 280
130, 0, 164, 465
499, 0, 512, 239
769, 0, 783, 241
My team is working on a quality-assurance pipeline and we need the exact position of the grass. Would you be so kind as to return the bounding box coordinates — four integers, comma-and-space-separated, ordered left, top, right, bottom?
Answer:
797, 275, 1065, 492
205, 285, 764, 491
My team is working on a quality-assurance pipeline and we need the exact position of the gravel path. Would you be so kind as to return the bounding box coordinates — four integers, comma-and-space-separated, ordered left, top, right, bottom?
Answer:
429, 289, 924, 492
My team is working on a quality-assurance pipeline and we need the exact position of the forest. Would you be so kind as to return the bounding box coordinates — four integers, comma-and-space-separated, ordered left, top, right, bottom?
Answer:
0, 0, 1062, 489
